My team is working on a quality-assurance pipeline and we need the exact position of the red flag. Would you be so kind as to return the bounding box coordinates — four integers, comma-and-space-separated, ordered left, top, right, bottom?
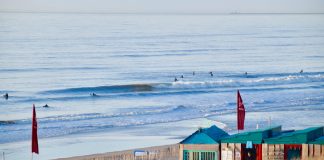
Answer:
237, 90, 245, 130
32, 104, 39, 154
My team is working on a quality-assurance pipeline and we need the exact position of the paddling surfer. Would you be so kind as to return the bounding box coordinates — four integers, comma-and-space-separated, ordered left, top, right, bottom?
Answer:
174, 77, 178, 82
300, 69, 303, 74
43, 104, 49, 108
3, 93, 8, 100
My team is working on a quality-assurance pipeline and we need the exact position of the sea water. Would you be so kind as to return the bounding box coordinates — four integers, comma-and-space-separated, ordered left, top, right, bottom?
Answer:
0, 12, 324, 159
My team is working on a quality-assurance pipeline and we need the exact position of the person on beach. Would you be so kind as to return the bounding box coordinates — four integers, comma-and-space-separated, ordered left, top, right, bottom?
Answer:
3, 93, 8, 100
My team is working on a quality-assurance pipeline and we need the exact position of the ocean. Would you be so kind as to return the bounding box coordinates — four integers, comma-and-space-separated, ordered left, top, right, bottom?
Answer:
0, 12, 324, 159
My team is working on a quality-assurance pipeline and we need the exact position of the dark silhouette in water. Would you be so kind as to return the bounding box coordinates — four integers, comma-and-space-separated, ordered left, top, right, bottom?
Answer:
209, 72, 213, 77
0, 120, 15, 124
180, 75, 184, 78
90, 93, 97, 96
300, 69, 303, 74
192, 71, 195, 76
3, 93, 8, 100
174, 77, 178, 82
43, 104, 49, 108
245, 72, 248, 76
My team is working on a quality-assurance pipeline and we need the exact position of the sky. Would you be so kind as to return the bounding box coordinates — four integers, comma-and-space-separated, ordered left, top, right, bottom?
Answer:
0, 0, 324, 13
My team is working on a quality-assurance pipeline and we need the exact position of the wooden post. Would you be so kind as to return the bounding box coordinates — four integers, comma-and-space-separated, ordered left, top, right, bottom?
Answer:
230, 143, 235, 160
262, 144, 267, 160
269, 144, 274, 158
314, 144, 321, 157
302, 144, 308, 159
235, 143, 241, 160
179, 144, 183, 160
279, 144, 284, 159
309, 144, 314, 157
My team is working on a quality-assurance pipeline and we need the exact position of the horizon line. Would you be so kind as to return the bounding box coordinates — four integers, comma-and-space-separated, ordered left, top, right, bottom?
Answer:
1, 10, 324, 15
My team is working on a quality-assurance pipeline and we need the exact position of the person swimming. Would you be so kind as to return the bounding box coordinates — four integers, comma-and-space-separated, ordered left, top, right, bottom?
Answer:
174, 77, 178, 82
3, 93, 8, 100
43, 104, 49, 108
180, 75, 184, 78
300, 69, 303, 73
90, 93, 97, 96
209, 72, 213, 77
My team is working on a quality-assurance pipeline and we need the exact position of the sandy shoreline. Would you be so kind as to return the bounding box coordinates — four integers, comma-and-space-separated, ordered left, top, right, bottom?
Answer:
55, 144, 179, 160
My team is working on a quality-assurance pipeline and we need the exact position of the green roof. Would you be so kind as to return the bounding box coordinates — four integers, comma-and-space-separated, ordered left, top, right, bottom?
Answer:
180, 125, 229, 144
220, 126, 282, 144
264, 126, 324, 144
309, 136, 324, 144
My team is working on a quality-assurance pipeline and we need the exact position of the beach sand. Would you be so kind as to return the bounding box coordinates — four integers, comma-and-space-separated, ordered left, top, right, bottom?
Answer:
0, 118, 218, 160
55, 144, 179, 160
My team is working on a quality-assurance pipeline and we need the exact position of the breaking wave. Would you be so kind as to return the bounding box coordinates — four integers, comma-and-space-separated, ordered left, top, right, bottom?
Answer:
42, 84, 155, 94
41, 72, 324, 95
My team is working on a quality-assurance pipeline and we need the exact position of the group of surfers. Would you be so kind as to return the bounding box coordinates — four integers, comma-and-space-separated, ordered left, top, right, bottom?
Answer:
2, 69, 305, 108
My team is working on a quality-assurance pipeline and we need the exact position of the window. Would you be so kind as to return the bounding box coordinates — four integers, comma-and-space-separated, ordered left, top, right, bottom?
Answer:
183, 150, 217, 160
201, 152, 216, 160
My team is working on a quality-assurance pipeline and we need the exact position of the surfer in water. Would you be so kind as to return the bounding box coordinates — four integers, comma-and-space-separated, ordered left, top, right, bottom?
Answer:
90, 93, 97, 96
180, 75, 184, 79
174, 77, 178, 82
43, 104, 49, 108
209, 72, 213, 77
3, 93, 8, 100
300, 69, 303, 74
193, 71, 195, 76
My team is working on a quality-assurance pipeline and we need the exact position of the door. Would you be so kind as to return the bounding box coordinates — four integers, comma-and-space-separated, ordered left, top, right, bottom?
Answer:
241, 144, 262, 160
284, 145, 302, 160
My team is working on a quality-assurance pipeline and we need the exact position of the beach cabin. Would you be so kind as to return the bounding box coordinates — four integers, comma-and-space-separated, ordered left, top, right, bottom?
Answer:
179, 125, 229, 160
220, 126, 282, 160
264, 126, 324, 160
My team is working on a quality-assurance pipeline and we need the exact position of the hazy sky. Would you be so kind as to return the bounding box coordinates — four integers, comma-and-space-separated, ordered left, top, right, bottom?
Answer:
0, 0, 324, 13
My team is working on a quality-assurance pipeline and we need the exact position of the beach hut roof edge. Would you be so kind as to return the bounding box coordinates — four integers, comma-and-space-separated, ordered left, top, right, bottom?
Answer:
220, 125, 282, 144
309, 136, 324, 144
180, 125, 229, 144
264, 126, 324, 144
